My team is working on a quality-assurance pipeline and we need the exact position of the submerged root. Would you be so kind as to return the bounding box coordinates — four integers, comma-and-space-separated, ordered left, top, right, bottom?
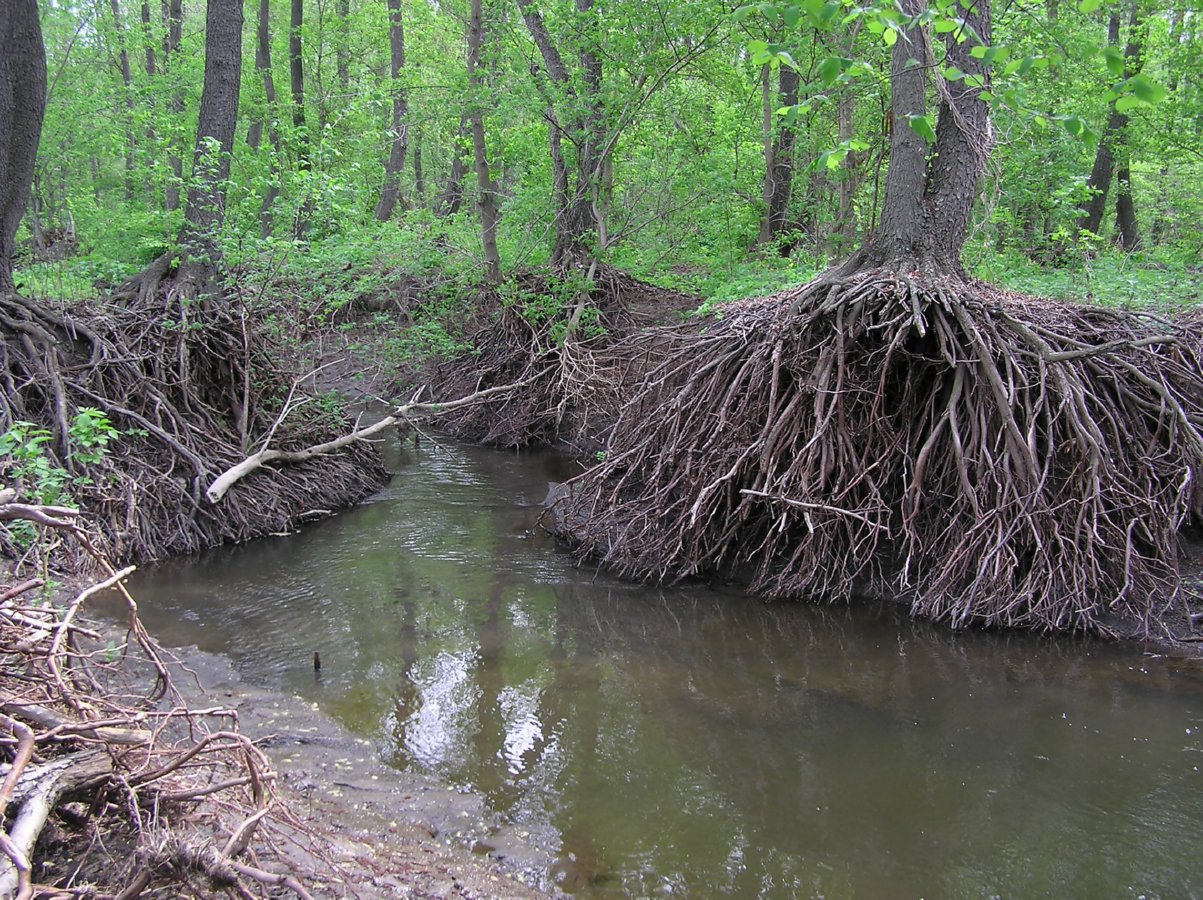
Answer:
0, 277, 387, 568
561, 269, 1203, 635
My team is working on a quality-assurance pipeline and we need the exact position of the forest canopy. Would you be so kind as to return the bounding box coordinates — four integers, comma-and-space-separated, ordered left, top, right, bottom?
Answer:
14, 0, 1202, 307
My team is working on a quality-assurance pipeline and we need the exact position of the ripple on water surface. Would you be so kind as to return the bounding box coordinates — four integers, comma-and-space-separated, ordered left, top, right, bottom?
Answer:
123, 440, 1203, 898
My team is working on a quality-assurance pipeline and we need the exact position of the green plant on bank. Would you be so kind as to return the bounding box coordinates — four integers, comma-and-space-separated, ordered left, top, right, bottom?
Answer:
498, 270, 606, 344
0, 409, 121, 549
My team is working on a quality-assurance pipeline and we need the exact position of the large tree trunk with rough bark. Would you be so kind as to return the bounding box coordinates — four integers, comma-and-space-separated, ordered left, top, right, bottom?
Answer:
758, 65, 799, 249
177, 0, 243, 288
840, 0, 991, 277
0, 1, 47, 294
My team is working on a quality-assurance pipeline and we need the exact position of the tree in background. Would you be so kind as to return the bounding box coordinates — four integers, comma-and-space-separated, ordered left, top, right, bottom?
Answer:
0, 1, 46, 294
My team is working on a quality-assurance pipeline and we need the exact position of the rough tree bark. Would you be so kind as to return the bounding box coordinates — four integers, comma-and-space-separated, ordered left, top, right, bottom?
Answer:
839, 0, 991, 276
468, 0, 502, 282
758, 64, 799, 249
1078, 3, 1144, 239
177, 0, 244, 289
0, 0, 47, 294
374, 0, 411, 221
413, 132, 426, 205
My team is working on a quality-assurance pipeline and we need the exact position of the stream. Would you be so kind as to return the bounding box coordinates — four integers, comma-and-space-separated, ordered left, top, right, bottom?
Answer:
123, 438, 1203, 897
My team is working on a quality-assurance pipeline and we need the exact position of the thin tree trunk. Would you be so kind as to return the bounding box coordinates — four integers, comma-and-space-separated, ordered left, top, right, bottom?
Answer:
374, 0, 410, 222
250, 0, 282, 236
413, 132, 425, 204
832, 88, 858, 252
468, 0, 501, 282
336, 0, 350, 92
1078, 6, 1143, 238
141, 0, 157, 75
108, 0, 138, 200
1114, 163, 1141, 250
0, 0, 47, 293
163, 0, 184, 212
290, 0, 312, 239
178, 0, 243, 285
435, 115, 470, 217
516, 0, 602, 264
757, 64, 775, 246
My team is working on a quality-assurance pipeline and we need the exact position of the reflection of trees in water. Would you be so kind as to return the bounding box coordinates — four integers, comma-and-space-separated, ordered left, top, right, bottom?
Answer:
131, 441, 1203, 897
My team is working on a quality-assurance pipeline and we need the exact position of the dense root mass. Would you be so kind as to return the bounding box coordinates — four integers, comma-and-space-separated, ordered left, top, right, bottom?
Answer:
432, 265, 698, 451
561, 269, 1203, 635
0, 281, 387, 567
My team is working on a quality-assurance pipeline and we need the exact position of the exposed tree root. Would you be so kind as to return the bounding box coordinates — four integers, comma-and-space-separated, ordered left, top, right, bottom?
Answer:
0, 497, 316, 898
431, 264, 697, 451
559, 269, 1203, 635
0, 275, 387, 567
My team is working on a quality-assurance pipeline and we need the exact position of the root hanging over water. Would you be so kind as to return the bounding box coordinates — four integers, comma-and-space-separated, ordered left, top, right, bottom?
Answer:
0, 276, 387, 567
561, 269, 1203, 634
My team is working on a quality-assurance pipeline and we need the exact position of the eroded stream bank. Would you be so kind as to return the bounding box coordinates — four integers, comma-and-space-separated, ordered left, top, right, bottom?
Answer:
118, 438, 1203, 897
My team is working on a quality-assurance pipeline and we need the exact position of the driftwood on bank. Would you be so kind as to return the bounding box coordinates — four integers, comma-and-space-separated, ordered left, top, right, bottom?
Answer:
206, 378, 534, 503
0, 493, 321, 898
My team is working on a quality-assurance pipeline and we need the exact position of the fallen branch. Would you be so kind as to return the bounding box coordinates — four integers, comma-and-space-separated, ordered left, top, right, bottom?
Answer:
205, 378, 534, 504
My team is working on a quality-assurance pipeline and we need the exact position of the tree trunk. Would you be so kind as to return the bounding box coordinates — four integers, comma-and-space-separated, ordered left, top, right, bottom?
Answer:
374, 0, 411, 222
467, 0, 501, 282
336, 0, 350, 93
832, 87, 859, 253
249, 0, 282, 236
413, 131, 426, 204
843, 0, 991, 276
1114, 163, 1140, 250
178, 0, 243, 286
163, 0, 184, 212
141, 0, 157, 75
516, 0, 603, 265
290, 0, 312, 239
108, 0, 138, 200
0, 0, 47, 293
435, 115, 471, 218
1078, 5, 1143, 238
760, 65, 799, 250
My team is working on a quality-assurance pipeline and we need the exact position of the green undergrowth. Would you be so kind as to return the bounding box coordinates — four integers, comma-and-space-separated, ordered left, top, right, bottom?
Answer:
972, 248, 1203, 312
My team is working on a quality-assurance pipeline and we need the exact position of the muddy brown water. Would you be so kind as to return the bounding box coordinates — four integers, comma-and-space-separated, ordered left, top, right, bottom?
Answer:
120, 438, 1203, 897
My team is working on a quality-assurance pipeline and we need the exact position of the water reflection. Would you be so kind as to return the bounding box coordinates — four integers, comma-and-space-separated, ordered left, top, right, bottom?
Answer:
124, 440, 1203, 897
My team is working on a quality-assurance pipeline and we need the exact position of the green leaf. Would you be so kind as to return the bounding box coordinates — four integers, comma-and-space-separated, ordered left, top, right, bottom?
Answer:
1078, 0, 1101, 11
1115, 95, 1142, 113
907, 114, 937, 143
818, 56, 849, 86
1103, 45, 1125, 78
782, 4, 802, 27
1127, 73, 1168, 104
